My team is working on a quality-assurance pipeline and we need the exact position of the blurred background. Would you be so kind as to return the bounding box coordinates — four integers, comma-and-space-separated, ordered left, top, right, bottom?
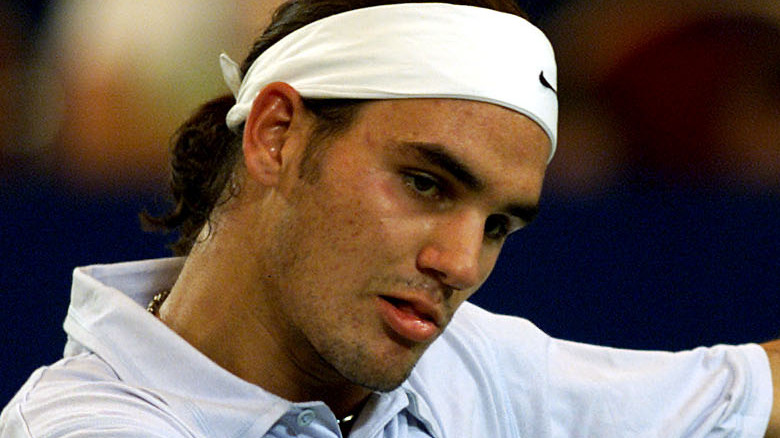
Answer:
1, 0, 778, 406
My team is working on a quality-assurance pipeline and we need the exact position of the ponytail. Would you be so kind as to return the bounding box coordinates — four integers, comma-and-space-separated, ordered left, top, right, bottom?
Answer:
142, 94, 241, 255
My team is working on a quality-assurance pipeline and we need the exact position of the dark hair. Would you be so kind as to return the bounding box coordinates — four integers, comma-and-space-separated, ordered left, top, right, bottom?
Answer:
144, 0, 528, 255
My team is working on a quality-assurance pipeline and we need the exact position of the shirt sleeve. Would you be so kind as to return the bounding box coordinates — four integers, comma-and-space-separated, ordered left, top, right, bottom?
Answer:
542, 338, 772, 437
411, 303, 773, 438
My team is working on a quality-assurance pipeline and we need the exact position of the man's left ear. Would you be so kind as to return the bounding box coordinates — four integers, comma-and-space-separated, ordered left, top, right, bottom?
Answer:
241, 82, 308, 186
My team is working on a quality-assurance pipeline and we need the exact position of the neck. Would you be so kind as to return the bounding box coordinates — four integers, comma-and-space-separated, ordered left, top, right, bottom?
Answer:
157, 214, 371, 418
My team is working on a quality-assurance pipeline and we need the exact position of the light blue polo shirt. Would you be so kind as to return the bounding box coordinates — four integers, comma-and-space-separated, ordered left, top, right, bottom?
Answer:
0, 258, 772, 437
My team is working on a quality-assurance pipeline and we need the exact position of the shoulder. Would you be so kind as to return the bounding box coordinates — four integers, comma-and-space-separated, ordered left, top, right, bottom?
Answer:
409, 301, 552, 395
0, 353, 192, 438
404, 303, 554, 436
426, 301, 551, 363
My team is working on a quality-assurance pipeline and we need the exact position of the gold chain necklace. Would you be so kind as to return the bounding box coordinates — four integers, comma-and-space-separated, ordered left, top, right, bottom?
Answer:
337, 413, 357, 435
146, 289, 171, 315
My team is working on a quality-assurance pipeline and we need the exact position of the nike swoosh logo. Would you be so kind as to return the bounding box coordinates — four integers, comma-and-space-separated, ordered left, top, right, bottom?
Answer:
539, 71, 557, 95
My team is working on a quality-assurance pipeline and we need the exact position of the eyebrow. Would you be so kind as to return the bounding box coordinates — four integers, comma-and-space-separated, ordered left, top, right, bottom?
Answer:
404, 142, 484, 191
400, 141, 540, 224
508, 203, 539, 225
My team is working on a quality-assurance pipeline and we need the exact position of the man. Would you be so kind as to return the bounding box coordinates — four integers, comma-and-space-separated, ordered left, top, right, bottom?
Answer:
2, 0, 778, 436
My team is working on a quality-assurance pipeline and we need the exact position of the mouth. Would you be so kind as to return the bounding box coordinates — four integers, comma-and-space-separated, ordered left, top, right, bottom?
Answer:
377, 295, 443, 344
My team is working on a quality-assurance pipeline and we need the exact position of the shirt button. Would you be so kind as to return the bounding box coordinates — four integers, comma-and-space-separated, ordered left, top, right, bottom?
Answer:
297, 409, 316, 427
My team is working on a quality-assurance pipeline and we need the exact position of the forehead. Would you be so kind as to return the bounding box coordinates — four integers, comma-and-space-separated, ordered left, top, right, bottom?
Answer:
341, 98, 550, 198
350, 98, 550, 168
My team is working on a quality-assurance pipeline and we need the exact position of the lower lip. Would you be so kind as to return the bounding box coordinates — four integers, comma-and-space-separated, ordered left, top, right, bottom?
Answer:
377, 297, 439, 343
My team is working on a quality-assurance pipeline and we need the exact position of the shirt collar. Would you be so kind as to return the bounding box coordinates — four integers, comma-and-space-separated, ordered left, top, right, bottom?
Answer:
64, 258, 291, 435
63, 257, 437, 436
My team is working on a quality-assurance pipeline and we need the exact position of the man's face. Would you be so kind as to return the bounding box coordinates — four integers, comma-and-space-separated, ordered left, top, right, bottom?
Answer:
258, 98, 549, 392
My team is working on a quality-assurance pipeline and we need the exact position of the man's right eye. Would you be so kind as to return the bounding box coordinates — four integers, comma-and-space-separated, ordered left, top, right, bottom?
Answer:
402, 172, 442, 199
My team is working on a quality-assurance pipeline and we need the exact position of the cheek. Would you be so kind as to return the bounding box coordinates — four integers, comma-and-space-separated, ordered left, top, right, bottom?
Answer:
484, 241, 504, 268
335, 169, 417, 234
302, 166, 436, 280
369, 175, 435, 252
300, 172, 403, 262
478, 249, 502, 285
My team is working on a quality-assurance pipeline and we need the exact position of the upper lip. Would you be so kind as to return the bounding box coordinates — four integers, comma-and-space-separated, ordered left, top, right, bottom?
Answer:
380, 293, 446, 328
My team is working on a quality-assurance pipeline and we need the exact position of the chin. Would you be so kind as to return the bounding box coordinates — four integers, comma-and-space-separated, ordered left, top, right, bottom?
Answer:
310, 318, 433, 392
337, 346, 426, 393
348, 366, 416, 393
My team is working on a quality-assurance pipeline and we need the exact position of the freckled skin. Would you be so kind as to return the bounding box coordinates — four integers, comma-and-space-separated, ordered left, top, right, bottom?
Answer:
259, 99, 550, 392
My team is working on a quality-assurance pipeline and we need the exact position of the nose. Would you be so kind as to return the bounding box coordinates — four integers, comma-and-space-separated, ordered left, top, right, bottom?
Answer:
416, 210, 485, 291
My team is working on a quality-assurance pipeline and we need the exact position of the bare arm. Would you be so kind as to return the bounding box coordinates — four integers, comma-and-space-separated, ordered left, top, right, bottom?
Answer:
763, 340, 780, 438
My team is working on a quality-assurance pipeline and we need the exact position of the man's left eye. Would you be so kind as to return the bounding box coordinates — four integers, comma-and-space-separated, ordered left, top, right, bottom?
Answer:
484, 215, 510, 240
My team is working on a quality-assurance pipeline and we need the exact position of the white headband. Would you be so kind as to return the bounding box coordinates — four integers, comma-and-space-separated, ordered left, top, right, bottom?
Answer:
220, 3, 558, 160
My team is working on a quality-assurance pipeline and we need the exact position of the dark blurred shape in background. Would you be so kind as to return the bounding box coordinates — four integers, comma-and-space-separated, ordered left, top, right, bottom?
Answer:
2, 0, 779, 406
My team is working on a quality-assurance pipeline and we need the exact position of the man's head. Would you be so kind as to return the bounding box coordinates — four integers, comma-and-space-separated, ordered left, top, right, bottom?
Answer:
147, 0, 556, 256
197, 80, 550, 398
153, 0, 556, 403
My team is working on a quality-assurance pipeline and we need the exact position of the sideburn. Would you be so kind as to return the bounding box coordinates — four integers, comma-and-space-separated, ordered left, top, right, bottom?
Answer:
298, 99, 369, 183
